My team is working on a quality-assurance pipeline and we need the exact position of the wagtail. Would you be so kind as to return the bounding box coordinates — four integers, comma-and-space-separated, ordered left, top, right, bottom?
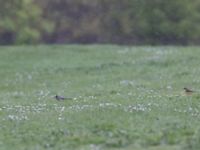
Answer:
183, 87, 194, 95
54, 95, 74, 101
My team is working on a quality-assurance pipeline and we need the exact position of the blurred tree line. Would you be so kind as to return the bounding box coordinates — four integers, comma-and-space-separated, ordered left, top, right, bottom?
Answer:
0, 0, 200, 45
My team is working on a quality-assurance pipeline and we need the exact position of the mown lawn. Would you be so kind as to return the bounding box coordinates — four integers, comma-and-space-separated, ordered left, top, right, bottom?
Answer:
0, 45, 200, 150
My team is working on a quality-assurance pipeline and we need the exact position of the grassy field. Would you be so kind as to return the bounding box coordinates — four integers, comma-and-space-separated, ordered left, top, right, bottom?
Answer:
0, 45, 200, 150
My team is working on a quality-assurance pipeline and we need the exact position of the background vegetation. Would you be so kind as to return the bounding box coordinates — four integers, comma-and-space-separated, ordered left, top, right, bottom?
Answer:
1, 0, 200, 45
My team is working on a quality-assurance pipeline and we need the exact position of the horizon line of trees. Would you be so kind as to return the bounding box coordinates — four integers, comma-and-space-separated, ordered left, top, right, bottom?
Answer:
1, 0, 200, 45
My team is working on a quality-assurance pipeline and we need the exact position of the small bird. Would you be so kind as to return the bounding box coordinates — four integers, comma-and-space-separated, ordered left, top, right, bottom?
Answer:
54, 95, 74, 101
183, 87, 194, 95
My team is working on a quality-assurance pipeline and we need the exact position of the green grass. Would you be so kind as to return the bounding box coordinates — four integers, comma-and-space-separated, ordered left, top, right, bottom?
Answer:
0, 45, 200, 150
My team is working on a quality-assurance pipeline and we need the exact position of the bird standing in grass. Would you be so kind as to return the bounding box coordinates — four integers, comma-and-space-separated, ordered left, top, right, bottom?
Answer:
183, 87, 194, 95
54, 95, 73, 101
54, 95, 66, 100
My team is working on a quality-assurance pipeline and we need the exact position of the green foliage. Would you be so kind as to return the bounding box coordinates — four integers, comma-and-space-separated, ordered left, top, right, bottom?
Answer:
98, 0, 200, 44
135, 0, 200, 44
0, 0, 53, 44
1, 0, 200, 44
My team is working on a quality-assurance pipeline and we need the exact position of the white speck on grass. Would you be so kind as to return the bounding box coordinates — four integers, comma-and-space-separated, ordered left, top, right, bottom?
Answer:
55, 106, 65, 113
124, 104, 150, 112
8, 114, 28, 121
88, 95, 97, 100
166, 85, 172, 89
99, 103, 121, 107
128, 92, 133, 96
28, 74, 32, 80
90, 144, 101, 150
